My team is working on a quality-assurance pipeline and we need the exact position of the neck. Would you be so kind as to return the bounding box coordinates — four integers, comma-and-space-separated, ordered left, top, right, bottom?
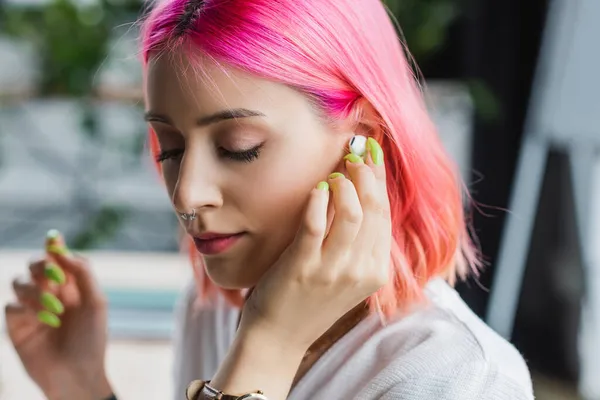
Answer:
236, 290, 369, 390
291, 302, 369, 387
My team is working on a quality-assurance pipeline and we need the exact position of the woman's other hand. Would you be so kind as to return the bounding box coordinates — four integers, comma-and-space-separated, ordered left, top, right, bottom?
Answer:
241, 137, 391, 350
4, 230, 113, 400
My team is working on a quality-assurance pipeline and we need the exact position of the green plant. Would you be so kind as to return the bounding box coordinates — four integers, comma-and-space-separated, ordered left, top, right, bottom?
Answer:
384, 0, 463, 62
0, 0, 142, 96
384, 0, 501, 121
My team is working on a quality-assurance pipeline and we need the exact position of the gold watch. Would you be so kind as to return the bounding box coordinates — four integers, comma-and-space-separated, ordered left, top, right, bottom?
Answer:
186, 380, 269, 400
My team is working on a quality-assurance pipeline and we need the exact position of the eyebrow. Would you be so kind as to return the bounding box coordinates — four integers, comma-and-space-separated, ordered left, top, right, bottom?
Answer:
144, 108, 265, 127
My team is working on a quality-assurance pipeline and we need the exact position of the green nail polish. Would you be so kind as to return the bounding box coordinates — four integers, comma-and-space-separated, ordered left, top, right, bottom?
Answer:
37, 310, 61, 328
328, 172, 345, 180
343, 153, 364, 164
44, 263, 66, 285
40, 292, 64, 315
317, 181, 329, 191
367, 137, 384, 166
47, 245, 70, 256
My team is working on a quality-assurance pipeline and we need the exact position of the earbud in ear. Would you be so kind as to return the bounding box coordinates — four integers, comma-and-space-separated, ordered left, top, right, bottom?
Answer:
348, 135, 367, 157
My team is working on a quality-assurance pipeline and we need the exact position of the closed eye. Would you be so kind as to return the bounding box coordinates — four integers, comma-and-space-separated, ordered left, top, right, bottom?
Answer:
155, 148, 184, 163
218, 144, 263, 163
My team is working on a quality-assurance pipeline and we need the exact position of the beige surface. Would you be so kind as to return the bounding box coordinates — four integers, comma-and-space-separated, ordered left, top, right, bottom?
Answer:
0, 336, 174, 400
0, 250, 191, 400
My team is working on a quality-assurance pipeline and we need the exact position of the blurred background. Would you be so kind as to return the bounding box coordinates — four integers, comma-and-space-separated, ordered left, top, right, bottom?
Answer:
0, 0, 598, 399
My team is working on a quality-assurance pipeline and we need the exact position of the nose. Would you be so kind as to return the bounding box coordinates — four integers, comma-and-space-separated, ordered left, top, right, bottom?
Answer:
171, 152, 223, 215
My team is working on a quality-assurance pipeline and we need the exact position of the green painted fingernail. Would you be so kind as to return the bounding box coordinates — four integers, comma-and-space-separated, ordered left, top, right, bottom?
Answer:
44, 263, 66, 285
47, 245, 70, 256
46, 229, 70, 255
328, 172, 345, 180
367, 137, 384, 166
37, 310, 61, 328
40, 292, 64, 315
343, 153, 364, 164
317, 181, 329, 191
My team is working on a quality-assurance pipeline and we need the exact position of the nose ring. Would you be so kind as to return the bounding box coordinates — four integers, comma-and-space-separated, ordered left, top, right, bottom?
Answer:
179, 208, 197, 221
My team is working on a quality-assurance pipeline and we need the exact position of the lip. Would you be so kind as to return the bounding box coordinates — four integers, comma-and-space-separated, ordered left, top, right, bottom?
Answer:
193, 232, 246, 255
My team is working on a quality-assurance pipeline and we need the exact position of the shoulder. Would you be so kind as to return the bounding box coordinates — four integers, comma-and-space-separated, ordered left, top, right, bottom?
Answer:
423, 279, 533, 389
376, 358, 535, 400
355, 279, 534, 399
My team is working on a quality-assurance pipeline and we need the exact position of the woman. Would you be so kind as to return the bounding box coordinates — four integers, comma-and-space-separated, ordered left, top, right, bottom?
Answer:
4, 0, 534, 399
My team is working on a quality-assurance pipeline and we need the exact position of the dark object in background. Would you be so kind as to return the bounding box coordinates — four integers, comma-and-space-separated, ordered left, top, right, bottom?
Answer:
511, 149, 584, 382
457, 0, 551, 318
455, 0, 582, 389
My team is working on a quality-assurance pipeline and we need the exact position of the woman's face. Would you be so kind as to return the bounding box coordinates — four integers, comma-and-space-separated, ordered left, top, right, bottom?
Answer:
145, 51, 352, 289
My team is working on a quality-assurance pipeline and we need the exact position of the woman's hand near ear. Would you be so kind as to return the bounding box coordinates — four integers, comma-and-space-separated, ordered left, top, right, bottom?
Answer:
207, 137, 391, 400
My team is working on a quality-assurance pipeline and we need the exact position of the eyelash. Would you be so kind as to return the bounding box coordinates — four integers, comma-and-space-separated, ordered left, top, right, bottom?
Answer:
155, 144, 263, 164
155, 149, 183, 163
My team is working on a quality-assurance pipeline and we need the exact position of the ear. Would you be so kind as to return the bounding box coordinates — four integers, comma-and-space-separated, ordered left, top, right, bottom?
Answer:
339, 97, 384, 141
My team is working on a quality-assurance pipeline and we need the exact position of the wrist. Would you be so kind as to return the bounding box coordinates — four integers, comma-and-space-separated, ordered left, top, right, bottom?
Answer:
208, 323, 306, 399
236, 320, 309, 358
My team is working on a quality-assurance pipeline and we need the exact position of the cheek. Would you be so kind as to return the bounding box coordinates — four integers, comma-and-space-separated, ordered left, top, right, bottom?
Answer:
244, 168, 314, 232
242, 150, 337, 238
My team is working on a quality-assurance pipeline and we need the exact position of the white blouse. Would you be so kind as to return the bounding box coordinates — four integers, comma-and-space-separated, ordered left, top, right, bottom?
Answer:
171, 278, 534, 400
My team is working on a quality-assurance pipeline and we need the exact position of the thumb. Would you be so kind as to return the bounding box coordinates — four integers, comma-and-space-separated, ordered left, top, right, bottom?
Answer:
45, 230, 105, 308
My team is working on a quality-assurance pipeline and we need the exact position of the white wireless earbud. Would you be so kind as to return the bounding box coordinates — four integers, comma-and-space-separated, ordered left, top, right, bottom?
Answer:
348, 135, 367, 157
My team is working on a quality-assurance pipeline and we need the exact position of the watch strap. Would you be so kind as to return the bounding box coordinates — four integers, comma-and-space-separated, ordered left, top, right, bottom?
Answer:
186, 380, 264, 400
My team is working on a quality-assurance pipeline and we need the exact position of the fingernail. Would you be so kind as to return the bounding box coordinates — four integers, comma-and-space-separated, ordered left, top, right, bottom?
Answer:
343, 153, 364, 164
37, 310, 61, 328
328, 172, 345, 180
40, 292, 64, 315
316, 181, 329, 191
367, 137, 384, 166
47, 245, 70, 256
46, 229, 70, 256
44, 263, 66, 285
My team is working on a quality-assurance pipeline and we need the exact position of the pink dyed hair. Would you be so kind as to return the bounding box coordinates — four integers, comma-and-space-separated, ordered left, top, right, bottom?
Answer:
140, 0, 481, 317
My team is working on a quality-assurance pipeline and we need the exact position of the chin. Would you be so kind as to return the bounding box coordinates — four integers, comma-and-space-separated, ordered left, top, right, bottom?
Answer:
204, 262, 262, 290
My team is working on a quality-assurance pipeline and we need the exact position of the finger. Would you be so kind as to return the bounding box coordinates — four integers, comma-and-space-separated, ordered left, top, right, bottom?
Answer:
12, 276, 43, 308
45, 229, 104, 307
322, 172, 362, 258
365, 137, 386, 184
4, 303, 59, 342
29, 258, 66, 289
4, 303, 37, 341
294, 181, 330, 255
344, 156, 386, 246
324, 155, 349, 237
4, 302, 36, 323
29, 259, 47, 285
325, 187, 336, 237
34, 259, 67, 286
12, 276, 65, 315
364, 138, 393, 263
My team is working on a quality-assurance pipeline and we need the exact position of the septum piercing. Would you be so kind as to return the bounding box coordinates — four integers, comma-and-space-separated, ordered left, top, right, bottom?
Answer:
179, 208, 197, 221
